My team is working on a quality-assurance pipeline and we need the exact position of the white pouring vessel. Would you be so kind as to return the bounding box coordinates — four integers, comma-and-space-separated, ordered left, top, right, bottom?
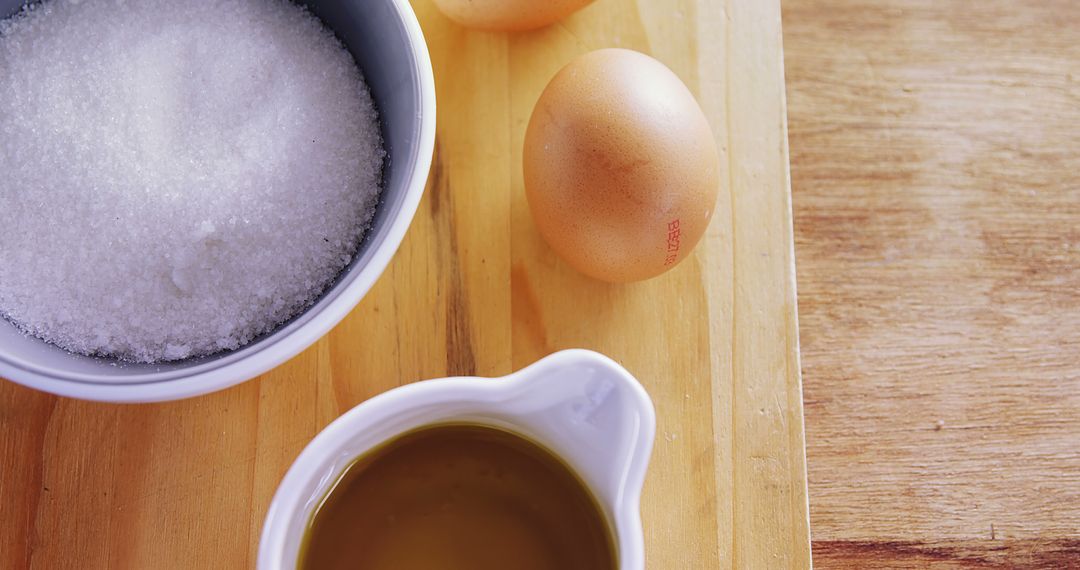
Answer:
258, 349, 656, 570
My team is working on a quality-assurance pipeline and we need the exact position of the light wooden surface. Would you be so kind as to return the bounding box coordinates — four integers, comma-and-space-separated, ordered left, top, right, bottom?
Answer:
0, 1, 810, 568
782, 0, 1080, 567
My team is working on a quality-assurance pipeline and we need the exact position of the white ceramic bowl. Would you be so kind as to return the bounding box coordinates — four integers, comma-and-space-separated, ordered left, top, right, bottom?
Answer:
0, 0, 436, 402
258, 349, 656, 570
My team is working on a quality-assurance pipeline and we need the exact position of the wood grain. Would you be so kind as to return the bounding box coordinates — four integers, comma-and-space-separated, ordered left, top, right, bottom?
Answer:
0, 0, 809, 569
782, 0, 1080, 567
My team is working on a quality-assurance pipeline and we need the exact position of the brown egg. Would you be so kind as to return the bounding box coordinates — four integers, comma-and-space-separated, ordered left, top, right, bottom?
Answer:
523, 49, 720, 283
432, 0, 594, 32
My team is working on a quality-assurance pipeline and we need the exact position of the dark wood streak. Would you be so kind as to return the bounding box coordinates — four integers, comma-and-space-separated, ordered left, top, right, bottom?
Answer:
813, 539, 1080, 569
426, 138, 476, 376
426, 137, 444, 217
445, 245, 477, 377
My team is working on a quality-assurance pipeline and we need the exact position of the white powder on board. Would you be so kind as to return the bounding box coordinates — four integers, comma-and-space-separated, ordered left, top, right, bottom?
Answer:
0, 0, 384, 362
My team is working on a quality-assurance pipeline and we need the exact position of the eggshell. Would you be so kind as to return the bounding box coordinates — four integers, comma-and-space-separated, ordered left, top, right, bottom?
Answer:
523, 49, 720, 283
432, 0, 594, 32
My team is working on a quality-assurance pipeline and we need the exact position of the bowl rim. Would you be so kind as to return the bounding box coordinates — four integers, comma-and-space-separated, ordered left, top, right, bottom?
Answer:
0, 0, 437, 403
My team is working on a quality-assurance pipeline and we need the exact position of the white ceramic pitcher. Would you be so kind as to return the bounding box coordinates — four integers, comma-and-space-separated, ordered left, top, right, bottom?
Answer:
258, 349, 656, 569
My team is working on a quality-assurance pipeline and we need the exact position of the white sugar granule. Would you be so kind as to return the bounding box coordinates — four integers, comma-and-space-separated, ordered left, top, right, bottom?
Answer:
0, 0, 384, 363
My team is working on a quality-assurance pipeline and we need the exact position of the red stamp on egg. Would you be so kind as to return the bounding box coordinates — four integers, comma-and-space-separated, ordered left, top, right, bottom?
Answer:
664, 219, 681, 265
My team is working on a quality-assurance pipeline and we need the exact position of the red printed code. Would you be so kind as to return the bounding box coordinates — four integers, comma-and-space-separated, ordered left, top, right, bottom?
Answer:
664, 219, 681, 265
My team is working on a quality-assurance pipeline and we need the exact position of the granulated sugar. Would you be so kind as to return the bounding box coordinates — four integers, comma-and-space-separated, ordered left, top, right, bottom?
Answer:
0, 0, 384, 362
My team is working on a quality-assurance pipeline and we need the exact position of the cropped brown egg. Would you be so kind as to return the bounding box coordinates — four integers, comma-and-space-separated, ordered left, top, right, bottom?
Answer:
523, 49, 720, 283
432, 0, 595, 32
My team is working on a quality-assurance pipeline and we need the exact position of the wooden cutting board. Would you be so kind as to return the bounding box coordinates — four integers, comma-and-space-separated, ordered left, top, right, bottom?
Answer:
0, 0, 810, 568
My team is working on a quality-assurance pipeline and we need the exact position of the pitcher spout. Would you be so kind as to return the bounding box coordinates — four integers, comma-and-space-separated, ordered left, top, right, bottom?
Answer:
505, 350, 656, 570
